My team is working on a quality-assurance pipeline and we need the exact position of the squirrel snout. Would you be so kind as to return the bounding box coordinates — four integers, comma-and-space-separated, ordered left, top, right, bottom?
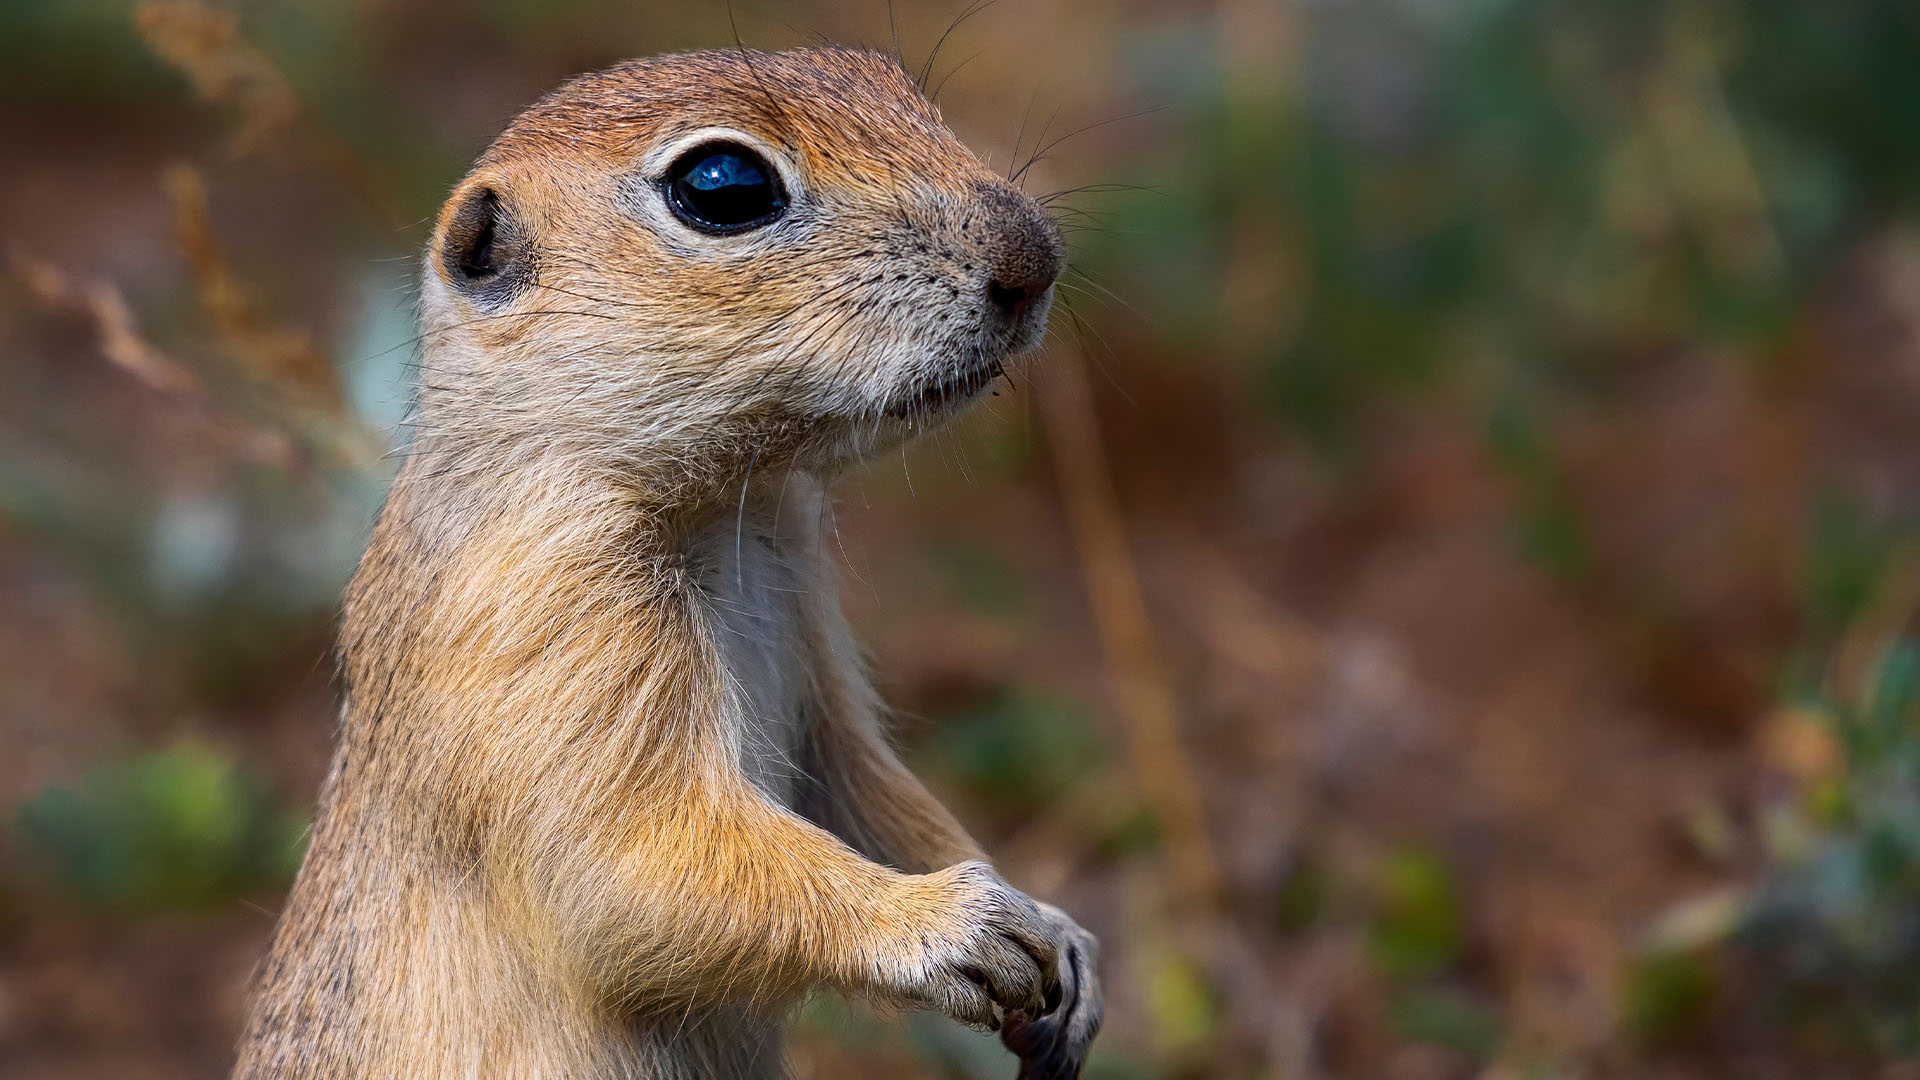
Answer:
987, 277, 1048, 318
975, 183, 1064, 319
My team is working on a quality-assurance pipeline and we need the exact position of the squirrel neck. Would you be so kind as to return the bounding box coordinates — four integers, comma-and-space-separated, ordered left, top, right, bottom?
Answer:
329, 426, 831, 849
343, 424, 831, 722
383, 428, 819, 564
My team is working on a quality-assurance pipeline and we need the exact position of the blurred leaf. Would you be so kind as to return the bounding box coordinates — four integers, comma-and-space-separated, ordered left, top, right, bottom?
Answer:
13, 741, 307, 911
929, 689, 1104, 817
1145, 950, 1219, 1053
1368, 844, 1468, 980
1092, 803, 1160, 861
1271, 852, 1330, 935
1389, 987, 1502, 1060
1644, 888, 1748, 953
1485, 397, 1590, 581
927, 542, 1031, 621
1866, 642, 1920, 738
1621, 949, 1713, 1046
1727, 634, 1920, 1056
1802, 490, 1892, 635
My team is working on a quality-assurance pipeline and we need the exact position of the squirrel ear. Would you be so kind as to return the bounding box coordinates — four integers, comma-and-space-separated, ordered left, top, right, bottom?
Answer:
438, 186, 529, 300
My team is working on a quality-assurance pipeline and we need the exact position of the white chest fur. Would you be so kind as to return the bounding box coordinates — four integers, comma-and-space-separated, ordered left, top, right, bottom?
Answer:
698, 523, 809, 807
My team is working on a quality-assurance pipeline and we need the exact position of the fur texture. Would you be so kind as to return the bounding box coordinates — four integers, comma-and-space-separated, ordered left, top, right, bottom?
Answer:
234, 47, 1101, 1080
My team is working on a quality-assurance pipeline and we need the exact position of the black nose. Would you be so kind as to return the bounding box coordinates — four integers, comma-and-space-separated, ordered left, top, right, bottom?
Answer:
988, 277, 1048, 317
976, 182, 1064, 319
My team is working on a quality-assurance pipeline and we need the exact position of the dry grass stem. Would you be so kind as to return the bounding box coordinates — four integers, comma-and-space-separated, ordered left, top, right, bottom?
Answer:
1041, 347, 1221, 908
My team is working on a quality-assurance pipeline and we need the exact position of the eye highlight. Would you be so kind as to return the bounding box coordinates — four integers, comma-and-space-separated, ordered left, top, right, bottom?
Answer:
663, 142, 788, 235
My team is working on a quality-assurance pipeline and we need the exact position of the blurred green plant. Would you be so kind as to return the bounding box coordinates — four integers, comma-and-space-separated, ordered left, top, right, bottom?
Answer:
1620, 949, 1714, 1047
927, 687, 1105, 819
1802, 490, 1898, 637
1368, 843, 1468, 981
1389, 986, 1502, 1061
926, 541, 1033, 622
6, 0, 1920, 1075
1270, 850, 1331, 936
1365, 844, 1503, 1065
1086, 0, 1920, 618
1485, 396, 1591, 581
1143, 947, 1222, 1057
12, 740, 307, 911
1734, 640, 1920, 1059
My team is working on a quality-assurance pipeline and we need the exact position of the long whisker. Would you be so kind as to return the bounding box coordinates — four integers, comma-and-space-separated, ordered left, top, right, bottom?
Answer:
1057, 293, 1142, 413
917, 0, 1002, 91
736, 440, 759, 592
1012, 109, 1170, 187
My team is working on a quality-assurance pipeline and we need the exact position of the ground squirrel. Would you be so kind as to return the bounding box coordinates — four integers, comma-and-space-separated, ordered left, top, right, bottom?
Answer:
233, 47, 1102, 1080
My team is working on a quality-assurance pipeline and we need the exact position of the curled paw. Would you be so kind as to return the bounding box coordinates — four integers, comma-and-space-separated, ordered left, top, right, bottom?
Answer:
896, 862, 1063, 1032
1000, 903, 1101, 1080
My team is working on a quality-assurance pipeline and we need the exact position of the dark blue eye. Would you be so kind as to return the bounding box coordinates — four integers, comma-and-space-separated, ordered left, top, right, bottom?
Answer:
664, 143, 787, 234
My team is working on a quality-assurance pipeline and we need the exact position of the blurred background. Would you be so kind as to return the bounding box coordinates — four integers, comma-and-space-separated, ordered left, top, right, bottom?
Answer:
5, 1, 1920, 1077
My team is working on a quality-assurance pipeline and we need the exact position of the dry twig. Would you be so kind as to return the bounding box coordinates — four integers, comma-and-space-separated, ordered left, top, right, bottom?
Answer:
135, 1, 403, 230
1040, 347, 1221, 908
163, 163, 344, 412
11, 252, 201, 396
135, 1, 299, 157
7, 251, 298, 469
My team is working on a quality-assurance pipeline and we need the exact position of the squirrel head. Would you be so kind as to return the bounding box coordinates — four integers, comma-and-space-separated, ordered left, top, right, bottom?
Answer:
419, 47, 1063, 489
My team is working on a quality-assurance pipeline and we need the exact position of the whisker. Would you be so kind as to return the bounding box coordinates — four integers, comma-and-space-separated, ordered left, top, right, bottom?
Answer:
917, 0, 1002, 91
1012, 108, 1169, 187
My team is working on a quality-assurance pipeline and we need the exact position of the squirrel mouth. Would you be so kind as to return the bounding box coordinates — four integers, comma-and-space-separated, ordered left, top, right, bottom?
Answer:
886, 359, 1007, 419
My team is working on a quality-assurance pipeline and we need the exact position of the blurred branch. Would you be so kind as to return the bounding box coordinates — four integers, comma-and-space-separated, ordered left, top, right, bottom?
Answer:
11, 252, 200, 397
131, 2, 406, 474
1040, 348, 1220, 909
7, 251, 298, 470
134, 1, 298, 158
135, 1, 404, 231
164, 163, 344, 414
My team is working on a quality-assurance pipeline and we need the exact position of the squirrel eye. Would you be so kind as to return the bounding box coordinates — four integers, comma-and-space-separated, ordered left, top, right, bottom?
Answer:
664, 143, 787, 234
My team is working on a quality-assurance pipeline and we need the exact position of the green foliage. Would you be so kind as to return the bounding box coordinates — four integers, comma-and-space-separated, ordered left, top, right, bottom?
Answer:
0, 0, 174, 103
1368, 846, 1495, 1061
1271, 852, 1331, 936
928, 688, 1104, 818
1368, 844, 1468, 981
1144, 949, 1221, 1054
1091, 803, 1161, 861
927, 542, 1032, 621
1727, 2, 1920, 210
1802, 490, 1896, 636
1621, 950, 1713, 1046
1485, 398, 1590, 580
13, 741, 307, 911
1389, 987, 1502, 1061
1736, 641, 1920, 1058
1101, 0, 1920, 481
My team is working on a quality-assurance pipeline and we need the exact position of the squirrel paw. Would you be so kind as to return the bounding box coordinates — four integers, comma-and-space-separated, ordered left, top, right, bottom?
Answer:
1000, 903, 1102, 1080
889, 861, 1063, 1031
